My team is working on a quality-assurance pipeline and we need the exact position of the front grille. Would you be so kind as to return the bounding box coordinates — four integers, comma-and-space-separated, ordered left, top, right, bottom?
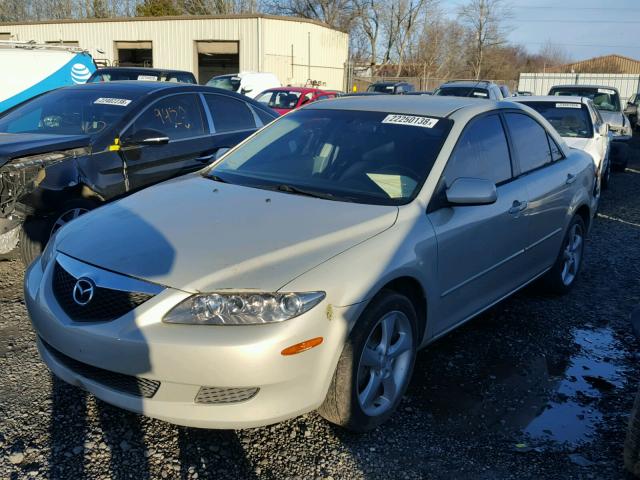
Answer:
52, 261, 153, 322
43, 339, 160, 398
195, 386, 259, 404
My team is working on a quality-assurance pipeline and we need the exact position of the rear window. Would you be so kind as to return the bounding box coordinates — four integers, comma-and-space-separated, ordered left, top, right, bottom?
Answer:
208, 109, 453, 206
520, 101, 592, 138
255, 90, 302, 110
434, 87, 489, 99
367, 84, 395, 93
549, 87, 620, 112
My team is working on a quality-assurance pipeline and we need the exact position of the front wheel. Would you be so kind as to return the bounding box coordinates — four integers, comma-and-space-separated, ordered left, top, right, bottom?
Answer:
19, 199, 96, 266
318, 290, 418, 432
540, 215, 585, 294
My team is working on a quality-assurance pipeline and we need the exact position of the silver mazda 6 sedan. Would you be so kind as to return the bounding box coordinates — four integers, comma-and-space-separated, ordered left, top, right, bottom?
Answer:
25, 96, 597, 432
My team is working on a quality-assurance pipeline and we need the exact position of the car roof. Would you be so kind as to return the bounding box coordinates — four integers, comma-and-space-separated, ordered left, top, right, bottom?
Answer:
264, 87, 324, 93
549, 84, 620, 93
57, 82, 245, 97
94, 67, 192, 74
308, 95, 525, 119
511, 95, 590, 104
439, 81, 491, 89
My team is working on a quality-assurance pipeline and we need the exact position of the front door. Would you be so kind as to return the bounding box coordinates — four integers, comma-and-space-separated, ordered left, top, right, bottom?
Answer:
120, 93, 214, 191
427, 114, 531, 334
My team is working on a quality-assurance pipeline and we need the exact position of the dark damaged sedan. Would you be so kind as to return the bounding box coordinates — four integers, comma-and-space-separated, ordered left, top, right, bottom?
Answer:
0, 82, 277, 264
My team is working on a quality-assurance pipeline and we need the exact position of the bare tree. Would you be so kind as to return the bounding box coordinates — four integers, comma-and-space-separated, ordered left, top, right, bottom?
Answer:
263, 0, 355, 31
458, 0, 511, 79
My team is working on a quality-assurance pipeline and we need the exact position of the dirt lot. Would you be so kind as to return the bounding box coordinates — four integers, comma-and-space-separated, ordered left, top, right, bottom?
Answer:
1, 137, 640, 480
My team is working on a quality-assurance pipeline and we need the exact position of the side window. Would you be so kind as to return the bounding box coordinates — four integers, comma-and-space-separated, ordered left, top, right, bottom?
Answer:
444, 114, 512, 186
204, 94, 256, 133
128, 94, 206, 140
505, 113, 552, 173
548, 134, 563, 161
252, 107, 275, 126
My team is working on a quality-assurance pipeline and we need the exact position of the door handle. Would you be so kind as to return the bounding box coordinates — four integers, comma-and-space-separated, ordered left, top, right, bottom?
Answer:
566, 173, 577, 184
508, 200, 528, 215
195, 153, 216, 162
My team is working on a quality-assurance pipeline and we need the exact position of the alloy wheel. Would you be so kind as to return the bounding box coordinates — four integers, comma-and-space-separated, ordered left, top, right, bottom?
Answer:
357, 310, 414, 417
561, 223, 584, 286
50, 208, 90, 237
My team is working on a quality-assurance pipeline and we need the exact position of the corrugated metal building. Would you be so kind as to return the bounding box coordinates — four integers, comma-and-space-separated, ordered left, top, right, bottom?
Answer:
518, 73, 640, 102
0, 15, 349, 89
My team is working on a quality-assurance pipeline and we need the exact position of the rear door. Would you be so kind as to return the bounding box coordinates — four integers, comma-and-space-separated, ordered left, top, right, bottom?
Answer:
428, 113, 532, 333
503, 112, 574, 275
202, 93, 261, 155
120, 93, 213, 191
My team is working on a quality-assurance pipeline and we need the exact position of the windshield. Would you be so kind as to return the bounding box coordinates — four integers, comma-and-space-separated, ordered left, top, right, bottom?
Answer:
88, 70, 195, 83
521, 101, 592, 138
550, 87, 621, 112
207, 109, 453, 206
0, 89, 135, 137
255, 90, 302, 110
367, 84, 395, 93
206, 75, 241, 91
434, 86, 489, 99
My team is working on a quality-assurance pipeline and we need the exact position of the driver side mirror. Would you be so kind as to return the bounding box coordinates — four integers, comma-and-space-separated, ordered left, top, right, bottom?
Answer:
446, 178, 497, 206
122, 129, 169, 146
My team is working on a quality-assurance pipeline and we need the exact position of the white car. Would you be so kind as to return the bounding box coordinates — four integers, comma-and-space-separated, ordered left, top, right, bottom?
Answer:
206, 72, 280, 99
512, 95, 612, 192
25, 96, 596, 432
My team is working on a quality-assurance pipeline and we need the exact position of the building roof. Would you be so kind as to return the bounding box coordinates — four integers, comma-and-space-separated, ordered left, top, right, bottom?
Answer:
550, 54, 640, 74
0, 14, 344, 33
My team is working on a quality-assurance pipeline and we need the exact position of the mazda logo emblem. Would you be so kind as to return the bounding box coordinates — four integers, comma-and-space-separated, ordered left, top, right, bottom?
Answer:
72, 278, 95, 306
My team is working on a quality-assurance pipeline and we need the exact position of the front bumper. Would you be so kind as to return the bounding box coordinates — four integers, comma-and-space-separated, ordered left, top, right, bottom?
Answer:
25, 256, 352, 429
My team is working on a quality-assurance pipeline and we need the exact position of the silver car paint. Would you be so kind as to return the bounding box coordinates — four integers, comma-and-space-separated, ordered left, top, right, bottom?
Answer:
26, 96, 597, 428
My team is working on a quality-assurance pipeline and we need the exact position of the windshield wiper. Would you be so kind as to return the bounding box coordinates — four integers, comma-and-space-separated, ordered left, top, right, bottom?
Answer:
273, 184, 339, 200
205, 173, 228, 183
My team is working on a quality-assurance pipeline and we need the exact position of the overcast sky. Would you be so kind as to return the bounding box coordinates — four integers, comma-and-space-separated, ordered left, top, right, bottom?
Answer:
442, 0, 640, 61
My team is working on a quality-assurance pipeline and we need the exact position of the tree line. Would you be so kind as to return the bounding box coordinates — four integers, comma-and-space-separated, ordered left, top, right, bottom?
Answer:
0, 0, 571, 81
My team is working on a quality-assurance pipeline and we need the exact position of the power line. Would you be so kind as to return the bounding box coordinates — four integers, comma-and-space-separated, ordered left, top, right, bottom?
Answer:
511, 19, 640, 23
511, 5, 640, 11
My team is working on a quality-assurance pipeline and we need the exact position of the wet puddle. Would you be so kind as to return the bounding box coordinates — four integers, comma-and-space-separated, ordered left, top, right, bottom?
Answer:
523, 327, 626, 446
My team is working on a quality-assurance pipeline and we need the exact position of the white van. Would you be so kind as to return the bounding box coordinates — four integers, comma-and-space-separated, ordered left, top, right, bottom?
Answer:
206, 72, 280, 99
0, 41, 96, 113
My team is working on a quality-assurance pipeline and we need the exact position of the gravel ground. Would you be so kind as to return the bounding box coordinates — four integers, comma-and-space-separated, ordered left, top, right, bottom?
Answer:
2, 137, 640, 480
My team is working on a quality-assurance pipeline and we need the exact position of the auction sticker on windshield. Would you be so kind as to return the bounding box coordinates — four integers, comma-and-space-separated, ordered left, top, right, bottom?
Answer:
382, 114, 439, 128
94, 98, 132, 107
556, 103, 582, 109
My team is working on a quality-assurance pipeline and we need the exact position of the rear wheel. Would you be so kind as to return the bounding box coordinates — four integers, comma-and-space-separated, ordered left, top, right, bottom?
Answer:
19, 198, 96, 266
601, 159, 611, 190
318, 290, 418, 432
625, 385, 640, 476
541, 215, 585, 294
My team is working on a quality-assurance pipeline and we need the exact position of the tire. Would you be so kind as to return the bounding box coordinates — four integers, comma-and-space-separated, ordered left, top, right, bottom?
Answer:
19, 198, 97, 266
318, 290, 419, 432
540, 215, 586, 294
625, 385, 640, 476
611, 143, 629, 172
601, 160, 611, 191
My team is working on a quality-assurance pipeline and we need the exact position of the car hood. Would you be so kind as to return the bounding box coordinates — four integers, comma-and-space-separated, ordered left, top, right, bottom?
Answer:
0, 133, 90, 168
56, 175, 399, 293
599, 111, 624, 127
564, 137, 592, 151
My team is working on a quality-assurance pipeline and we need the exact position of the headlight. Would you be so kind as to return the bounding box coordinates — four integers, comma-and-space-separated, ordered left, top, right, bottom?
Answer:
163, 291, 326, 325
